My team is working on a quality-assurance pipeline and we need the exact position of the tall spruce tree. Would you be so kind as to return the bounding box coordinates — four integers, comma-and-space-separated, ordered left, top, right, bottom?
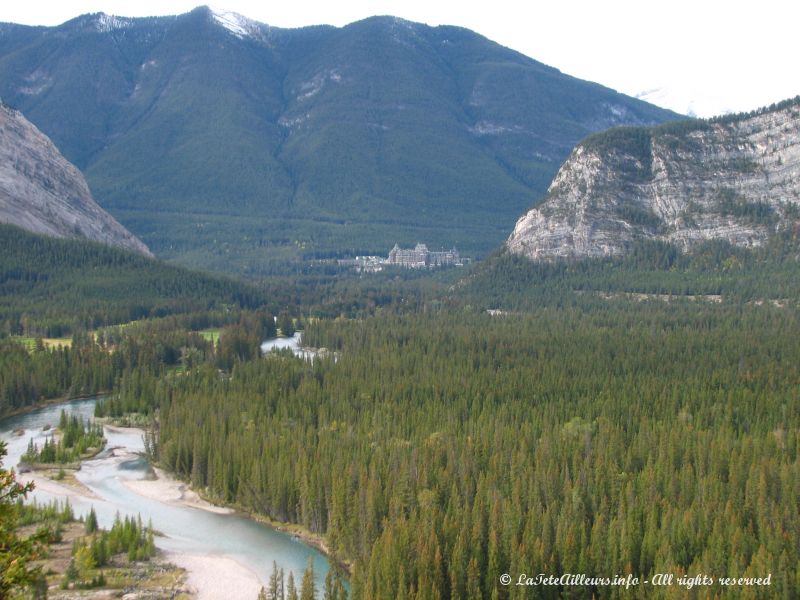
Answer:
300, 558, 316, 600
287, 571, 298, 600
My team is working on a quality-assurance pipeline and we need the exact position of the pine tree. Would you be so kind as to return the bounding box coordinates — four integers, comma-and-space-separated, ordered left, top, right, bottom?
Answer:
62, 558, 79, 586
323, 568, 335, 600
334, 577, 347, 600
268, 560, 281, 600
466, 558, 482, 600
85, 506, 98, 533
278, 313, 295, 338
300, 558, 316, 600
287, 571, 298, 600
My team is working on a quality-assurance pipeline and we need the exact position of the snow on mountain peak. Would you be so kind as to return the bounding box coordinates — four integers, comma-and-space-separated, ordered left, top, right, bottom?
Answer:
208, 6, 258, 39
92, 13, 133, 33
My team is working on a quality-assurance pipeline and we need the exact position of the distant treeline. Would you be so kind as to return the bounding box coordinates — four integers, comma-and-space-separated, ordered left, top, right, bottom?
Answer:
582, 95, 800, 162
462, 235, 800, 311
0, 223, 449, 336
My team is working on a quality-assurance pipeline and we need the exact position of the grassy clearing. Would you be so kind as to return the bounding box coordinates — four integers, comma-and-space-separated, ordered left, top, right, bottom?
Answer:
11, 322, 142, 353
197, 329, 220, 344
11, 336, 73, 351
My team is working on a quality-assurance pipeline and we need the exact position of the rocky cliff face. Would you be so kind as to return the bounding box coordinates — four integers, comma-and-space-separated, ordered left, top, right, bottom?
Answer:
0, 103, 151, 256
507, 99, 800, 260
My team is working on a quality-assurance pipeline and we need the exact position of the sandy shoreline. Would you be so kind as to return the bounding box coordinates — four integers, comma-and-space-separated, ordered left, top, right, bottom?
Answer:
122, 465, 233, 515
24, 470, 101, 500
17, 426, 264, 598
167, 553, 264, 600
129, 466, 266, 597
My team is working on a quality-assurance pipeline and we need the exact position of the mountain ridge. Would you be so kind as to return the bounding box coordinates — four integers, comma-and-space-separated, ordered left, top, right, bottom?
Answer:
0, 7, 679, 274
507, 97, 800, 261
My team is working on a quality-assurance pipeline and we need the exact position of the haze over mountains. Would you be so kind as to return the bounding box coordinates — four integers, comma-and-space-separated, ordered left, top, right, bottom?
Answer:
0, 6, 678, 274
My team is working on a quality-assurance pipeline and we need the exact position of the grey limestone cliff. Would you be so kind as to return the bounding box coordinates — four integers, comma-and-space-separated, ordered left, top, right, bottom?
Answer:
0, 102, 151, 256
507, 100, 800, 260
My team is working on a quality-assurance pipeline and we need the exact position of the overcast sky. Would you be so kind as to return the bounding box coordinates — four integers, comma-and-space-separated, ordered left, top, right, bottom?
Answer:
2, 0, 798, 118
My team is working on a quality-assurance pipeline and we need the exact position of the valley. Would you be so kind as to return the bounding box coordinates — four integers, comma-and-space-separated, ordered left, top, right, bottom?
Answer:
1, 6, 798, 600
5, 286, 798, 598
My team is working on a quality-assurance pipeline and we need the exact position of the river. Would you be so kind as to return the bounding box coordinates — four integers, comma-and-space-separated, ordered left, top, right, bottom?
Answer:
1, 334, 337, 599
261, 331, 317, 360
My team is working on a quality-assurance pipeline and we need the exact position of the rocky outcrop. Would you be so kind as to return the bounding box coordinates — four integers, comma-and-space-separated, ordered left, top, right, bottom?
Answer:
507, 99, 800, 260
0, 103, 151, 256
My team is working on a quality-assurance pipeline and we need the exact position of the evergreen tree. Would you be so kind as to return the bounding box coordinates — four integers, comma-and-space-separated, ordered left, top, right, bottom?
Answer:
323, 568, 335, 600
268, 561, 281, 600
300, 558, 316, 600
62, 558, 79, 586
85, 506, 98, 533
278, 313, 295, 337
287, 571, 298, 600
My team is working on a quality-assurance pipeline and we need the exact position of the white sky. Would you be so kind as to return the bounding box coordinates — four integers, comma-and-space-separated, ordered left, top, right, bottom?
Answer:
2, 0, 798, 118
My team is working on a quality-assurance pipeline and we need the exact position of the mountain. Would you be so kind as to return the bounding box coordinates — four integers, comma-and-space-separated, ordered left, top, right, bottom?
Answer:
0, 102, 151, 256
507, 98, 800, 261
0, 7, 678, 274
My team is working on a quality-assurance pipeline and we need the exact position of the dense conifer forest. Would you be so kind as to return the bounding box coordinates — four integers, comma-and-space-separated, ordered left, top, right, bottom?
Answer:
0, 224, 265, 336
4, 231, 800, 598
461, 235, 800, 311
96, 300, 798, 598
0, 311, 277, 418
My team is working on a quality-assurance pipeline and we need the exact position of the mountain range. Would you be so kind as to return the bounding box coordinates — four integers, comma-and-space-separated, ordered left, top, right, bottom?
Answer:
0, 6, 678, 274
507, 98, 800, 261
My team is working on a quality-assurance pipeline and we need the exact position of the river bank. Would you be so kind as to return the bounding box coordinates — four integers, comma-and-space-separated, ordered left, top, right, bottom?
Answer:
167, 553, 262, 600
137, 462, 353, 575
123, 464, 233, 515
0, 391, 109, 423
2, 353, 339, 597
243, 510, 352, 575
18, 442, 265, 598
119, 461, 338, 596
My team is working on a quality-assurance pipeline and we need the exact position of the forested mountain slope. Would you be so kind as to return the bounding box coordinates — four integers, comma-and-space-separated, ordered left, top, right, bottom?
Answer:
0, 7, 677, 273
0, 224, 263, 336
